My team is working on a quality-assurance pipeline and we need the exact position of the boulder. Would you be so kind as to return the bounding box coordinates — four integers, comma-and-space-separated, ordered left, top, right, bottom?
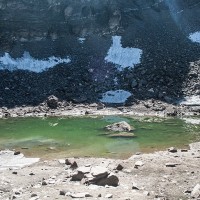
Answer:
96, 173, 119, 187
90, 166, 109, 178
105, 121, 134, 132
71, 171, 85, 181
46, 95, 59, 109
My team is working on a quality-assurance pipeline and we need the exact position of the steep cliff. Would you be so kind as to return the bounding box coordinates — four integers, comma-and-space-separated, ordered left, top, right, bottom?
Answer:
0, 0, 200, 107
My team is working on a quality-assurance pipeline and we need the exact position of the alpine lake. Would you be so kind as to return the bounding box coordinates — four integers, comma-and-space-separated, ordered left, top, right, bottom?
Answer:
0, 116, 199, 159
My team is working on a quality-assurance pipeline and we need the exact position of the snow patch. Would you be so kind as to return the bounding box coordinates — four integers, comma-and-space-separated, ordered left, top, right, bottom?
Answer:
179, 96, 200, 106
0, 52, 71, 73
0, 150, 39, 171
189, 32, 200, 43
105, 36, 142, 71
100, 90, 132, 104
78, 38, 86, 44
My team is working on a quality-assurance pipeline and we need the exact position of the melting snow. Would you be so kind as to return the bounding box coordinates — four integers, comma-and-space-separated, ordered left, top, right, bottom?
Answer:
0, 52, 71, 73
189, 32, 200, 43
105, 36, 142, 71
179, 95, 200, 106
100, 90, 132, 104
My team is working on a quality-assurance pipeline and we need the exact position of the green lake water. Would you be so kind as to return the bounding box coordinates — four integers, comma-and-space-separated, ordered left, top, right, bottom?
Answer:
0, 116, 199, 159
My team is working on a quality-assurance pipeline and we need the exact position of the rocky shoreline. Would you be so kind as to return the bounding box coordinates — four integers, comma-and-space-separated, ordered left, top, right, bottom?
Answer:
0, 142, 200, 199
0, 98, 199, 119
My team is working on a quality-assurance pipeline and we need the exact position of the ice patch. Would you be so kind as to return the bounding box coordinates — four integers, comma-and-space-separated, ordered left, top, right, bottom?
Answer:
78, 38, 86, 44
189, 32, 200, 43
100, 90, 132, 104
105, 36, 142, 71
0, 52, 71, 73
179, 95, 200, 106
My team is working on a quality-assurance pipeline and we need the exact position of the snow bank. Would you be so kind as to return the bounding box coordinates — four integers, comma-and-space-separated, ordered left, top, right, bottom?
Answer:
100, 90, 132, 104
189, 32, 200, 44
0, 52, 71, 73
105, 36, 142, 71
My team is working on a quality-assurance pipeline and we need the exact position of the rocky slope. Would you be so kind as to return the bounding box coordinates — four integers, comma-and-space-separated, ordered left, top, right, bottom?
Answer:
0, 0, 200, 107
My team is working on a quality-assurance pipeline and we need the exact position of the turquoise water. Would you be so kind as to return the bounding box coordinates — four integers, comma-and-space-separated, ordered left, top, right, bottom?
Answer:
0, 116, 199, 159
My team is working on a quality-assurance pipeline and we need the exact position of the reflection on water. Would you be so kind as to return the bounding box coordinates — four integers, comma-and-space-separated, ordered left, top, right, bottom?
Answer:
0, 116, 199, 159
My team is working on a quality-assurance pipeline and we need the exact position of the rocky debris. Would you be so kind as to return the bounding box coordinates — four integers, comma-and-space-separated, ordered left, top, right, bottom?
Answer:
46, 95, 59, 109
191, 184, 200, 198
168, 147, 178, 153
69, 165, 119, 187
105, 121, 134, 132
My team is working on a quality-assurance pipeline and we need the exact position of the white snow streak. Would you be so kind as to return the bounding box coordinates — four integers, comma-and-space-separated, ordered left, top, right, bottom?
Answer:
0, 52, 71, 73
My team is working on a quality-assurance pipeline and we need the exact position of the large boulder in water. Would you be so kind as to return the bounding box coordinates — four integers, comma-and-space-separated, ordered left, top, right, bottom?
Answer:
105, 121, 134, 132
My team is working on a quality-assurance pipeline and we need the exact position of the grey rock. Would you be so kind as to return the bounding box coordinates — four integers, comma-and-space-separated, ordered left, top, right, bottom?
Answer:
132, 182, 140, 190
191, 184, 200, 198
46, 95, 59, 109
168, 147, 178, 153
105, 121, 134, 132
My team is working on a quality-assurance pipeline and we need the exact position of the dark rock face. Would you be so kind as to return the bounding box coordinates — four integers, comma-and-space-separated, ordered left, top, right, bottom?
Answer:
0, 0, 200, 107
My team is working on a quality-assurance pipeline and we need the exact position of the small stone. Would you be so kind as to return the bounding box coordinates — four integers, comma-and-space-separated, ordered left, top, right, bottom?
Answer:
14, 151, 20, 155
98, 194, 102, 197
42, 181, 47, 186
70, 192, 92, 198
132, 182, 140, 190
165, 163, 179, 167
181, 149, 188, 152
59, 190, 67, 196
12, 171, 17, 175
116, 164, 124, 171
168, 147, 177, 153
134, 161, 144, 168
143, 191, 150, 196
31, 194, 37, 197
29, 173, 35, 176
65, 159, 71, 165
105, 194, 113, 198
70, 161, 78, 169
191, 184, 200, 198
